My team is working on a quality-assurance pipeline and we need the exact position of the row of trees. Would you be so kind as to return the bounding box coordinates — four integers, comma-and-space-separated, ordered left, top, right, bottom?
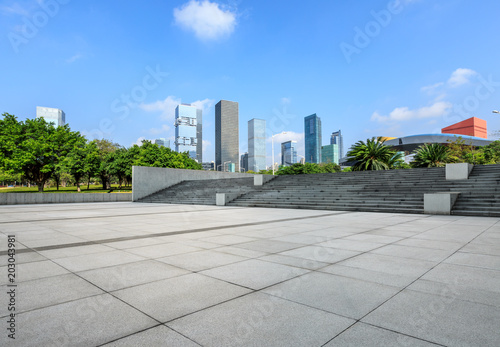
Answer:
347, 137, 500, 170
0, 113, 202, 192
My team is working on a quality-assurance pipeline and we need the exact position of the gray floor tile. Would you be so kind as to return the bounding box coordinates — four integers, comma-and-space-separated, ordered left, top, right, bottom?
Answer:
102, 325, 200, 346
234, 239, 304, 253
157, 250, 248, 272
7, 294, 156, 346
280, 245, 360, 264
258, 254, 329, 270
363, 290, 500, 347
78, 260, 190, 291
39, 244, 115, 259
52, 250, 146, 272
326, 322, 440, 346
113, 273, 251, 322
125, 243, 203, 258
444, 252, 500, 271
200, 259, 309, 290
0, 274, 103, 316
370, 244, 454, 262
263, 272, 399, 319
12, 260, 70, 283
168, 292, 354, 347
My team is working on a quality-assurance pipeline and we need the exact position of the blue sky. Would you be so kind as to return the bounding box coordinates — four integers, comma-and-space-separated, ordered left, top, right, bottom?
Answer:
2, 0, 500, 166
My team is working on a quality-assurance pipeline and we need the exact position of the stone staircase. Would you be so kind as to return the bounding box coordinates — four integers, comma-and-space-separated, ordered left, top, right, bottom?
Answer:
138, 177, 256, 205
138, 165, 500, 217
451, 164, 500, 217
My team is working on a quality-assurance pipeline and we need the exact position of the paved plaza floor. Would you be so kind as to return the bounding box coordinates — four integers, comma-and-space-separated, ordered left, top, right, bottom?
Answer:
0, 202, 499, 346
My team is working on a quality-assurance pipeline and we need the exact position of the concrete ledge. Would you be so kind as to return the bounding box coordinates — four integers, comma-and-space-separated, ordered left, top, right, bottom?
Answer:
0, 193, 132, 205
254, 175, 275, 186
132, 166, 256, 201
446, 163, 473, 180
424, 192, 461, 215
216, 193, 239, 206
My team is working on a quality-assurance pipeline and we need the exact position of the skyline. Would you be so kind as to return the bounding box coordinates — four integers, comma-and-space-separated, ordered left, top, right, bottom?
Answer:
2, 0, 500, 167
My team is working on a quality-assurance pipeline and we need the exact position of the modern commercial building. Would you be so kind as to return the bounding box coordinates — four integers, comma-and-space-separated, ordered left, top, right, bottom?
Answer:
384, 134, 492, 153
330, 130, 344, 159
154, 138, 170, 148
36, 106, 65, 127
248, 119, 266, 172
281, 141, 297, 166
321, 144, 340, 164
240, 153, 249, 172
202, 162, 215, 171
175, 104, 202, 162
304, 114, 322, 163
442, 117, 487, 139
215, 100, 239, 171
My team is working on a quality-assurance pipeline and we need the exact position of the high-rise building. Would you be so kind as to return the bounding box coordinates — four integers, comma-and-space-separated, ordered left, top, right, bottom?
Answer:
175, 104, 202, 162
330, 130, 344, 159
154, 138, 170, 148
215, 100, 239, 171
248, 119, 266, 172
281, 141, 297, 166
321, 144, 339, 164
36, 106, 65, 127
304, 114, 322, 163
240, 153, 249, 172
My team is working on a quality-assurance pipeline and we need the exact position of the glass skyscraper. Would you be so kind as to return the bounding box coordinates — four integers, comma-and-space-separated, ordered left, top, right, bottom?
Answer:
154, 138, 170, 148
321, 144, 339, 164
304, 114, 322, 163
240, 153, 249, 172
281, 140, 297, 166
248, 118, 266, 172
175, 104, 202, 162
36, 106, 65, 127
330, 130, 344, 160
215, 100, 239, 171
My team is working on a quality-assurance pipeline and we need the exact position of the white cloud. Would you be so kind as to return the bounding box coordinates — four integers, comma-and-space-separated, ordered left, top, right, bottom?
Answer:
139, 96, 181, 120
148, 124, 170, 135
66, 53, 82, 64
173, 0, 237, 40
281, 97, 291, 105
267, 131, 304, 144
1, 3, 29, 16
132, 137, 147, 146
447, 68, 477, 88
202, 140, 211, 152
371, 101, 452, 122
421, 82, 444, 94
140, 96, 214, 122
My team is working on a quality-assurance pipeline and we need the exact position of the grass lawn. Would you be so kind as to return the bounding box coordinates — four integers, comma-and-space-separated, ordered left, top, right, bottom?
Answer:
0, 184, 132, 193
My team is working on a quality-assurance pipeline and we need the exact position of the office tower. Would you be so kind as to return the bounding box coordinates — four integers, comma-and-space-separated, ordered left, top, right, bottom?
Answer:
240, 153, 249, 172
154, 138, 169, 148
248, 119, 266, 172
330, 130, 344, 159
36, 106, 65, 127
281, 141, 297, 166
304, 114, 322, 163
196, 109, 203, 162
321, 144, 339, 164
175, 104, 202, 161
215, 100, 239, 171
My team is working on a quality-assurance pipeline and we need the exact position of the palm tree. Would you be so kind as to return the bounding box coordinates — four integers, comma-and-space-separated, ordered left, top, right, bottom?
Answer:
411, 143, 450, 167
347, 137, 397, 171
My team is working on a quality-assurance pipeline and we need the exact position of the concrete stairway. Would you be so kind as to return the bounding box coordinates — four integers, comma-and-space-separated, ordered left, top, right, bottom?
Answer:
138, 177, 256, 205
451, 164, 500, 217
138, 164, 500, 216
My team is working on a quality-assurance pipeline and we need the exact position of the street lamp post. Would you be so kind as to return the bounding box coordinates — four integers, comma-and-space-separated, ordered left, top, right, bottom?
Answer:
217, 164, 223, 172
271, 132, 287, 175
223, 161, 231, 172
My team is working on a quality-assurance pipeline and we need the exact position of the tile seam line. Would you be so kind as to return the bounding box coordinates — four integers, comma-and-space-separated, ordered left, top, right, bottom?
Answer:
0, 211, 348, 256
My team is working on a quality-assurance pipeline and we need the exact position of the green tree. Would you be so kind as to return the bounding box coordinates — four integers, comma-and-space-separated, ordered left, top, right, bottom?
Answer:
347, 137, 397, 171
0, 113, 81, 192
84, 141, 101, 190
63, 135, 88, 192
94, 139, 119, 190
276, 162, 341, 175
411, 143, 450, 167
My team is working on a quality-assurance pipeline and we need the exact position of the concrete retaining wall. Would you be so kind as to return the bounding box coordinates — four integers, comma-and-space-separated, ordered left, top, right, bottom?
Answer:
446, 163, 473, 180
132, 166, 256, 201
0, 193, 132, 205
